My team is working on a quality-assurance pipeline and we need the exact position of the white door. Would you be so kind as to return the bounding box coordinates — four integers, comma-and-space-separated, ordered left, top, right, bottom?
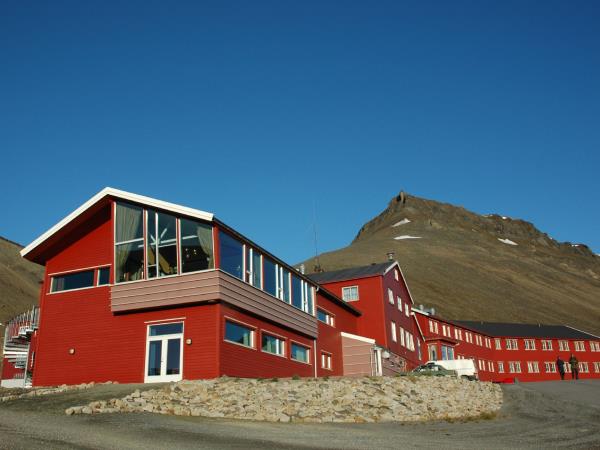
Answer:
145, 322, 183, 383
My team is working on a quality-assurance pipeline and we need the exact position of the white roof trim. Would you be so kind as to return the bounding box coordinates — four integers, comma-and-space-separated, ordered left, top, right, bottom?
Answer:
20, 187, 214, 258
340, 331, 376, 344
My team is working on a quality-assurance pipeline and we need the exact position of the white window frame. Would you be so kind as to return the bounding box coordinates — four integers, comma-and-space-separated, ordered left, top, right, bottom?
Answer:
321, 352, 332, 370
224, 318, 256, 349
260, 331, 286, 357
391, 321, 397, 342
317, 308, 335, 327
342, 285, 359, 302
498, 361, 505, 373
388, 288, 394, 305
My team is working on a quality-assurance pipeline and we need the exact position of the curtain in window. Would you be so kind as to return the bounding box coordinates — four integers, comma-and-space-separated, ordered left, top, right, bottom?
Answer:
196, 223, 214, 269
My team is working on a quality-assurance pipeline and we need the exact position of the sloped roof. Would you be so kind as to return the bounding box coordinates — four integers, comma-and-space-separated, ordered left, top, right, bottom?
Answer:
21, 187, 214, 260
307, 262, 393, 284
453, 321, 599, 340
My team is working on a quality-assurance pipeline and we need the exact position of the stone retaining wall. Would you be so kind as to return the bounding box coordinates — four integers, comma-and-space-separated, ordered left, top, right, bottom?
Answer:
66, 376, 502, 423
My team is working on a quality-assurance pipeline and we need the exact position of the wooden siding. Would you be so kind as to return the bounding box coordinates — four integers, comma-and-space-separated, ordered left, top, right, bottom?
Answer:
111, 270, 317, 338
341, 334, 375, 376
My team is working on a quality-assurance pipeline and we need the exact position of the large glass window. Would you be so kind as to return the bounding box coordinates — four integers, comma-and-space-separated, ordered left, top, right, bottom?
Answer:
291, 275, 303, 309
291, 343, 310, 363
147, 211, 178, 278
342, 286, 359, 301
305, 284, 314, 314
115, 203, 144, 282
180, 218, 214, 273
51, 270, 95, 292
245, 247, 262, 288
263, 257, 277, 296
224, 320, 254, 347
219, 231, 244, 279
262, 333, 285, 356
277, 266, 291, 303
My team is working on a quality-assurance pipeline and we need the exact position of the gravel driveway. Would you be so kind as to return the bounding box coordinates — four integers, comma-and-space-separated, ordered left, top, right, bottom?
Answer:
0, 380, 598, 449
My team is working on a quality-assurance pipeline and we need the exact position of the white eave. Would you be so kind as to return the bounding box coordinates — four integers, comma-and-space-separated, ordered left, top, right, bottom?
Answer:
20, 187, 214, 258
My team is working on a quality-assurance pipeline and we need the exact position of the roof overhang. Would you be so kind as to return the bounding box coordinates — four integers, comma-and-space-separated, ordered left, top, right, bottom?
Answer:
21, 187, 214, 263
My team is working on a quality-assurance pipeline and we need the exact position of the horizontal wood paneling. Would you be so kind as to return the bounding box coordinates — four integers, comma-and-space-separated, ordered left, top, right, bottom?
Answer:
342, 335, 374, 376
111, 270, 317, 338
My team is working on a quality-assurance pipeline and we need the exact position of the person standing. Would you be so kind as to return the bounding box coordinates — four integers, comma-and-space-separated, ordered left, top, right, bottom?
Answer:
556, 356, 565, 380
569, 354, 579, 380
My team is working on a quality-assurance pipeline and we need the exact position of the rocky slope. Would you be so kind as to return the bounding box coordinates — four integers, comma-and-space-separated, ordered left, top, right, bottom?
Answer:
0, 237, 43, 337
303, 192, 600, 336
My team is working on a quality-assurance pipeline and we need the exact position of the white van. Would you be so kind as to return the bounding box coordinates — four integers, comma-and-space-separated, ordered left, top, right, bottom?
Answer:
426, 359, 478, 380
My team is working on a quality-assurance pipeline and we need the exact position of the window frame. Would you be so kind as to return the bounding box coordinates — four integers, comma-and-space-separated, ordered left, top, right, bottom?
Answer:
260, 331, 286, 358
316, 308, 335, 327
391, 321, 397, 342
341, 285, 359, 302
223, 317, 256, 350
48, 266, 106, 294
320, 351, 333, 370
290, 341, 311, 364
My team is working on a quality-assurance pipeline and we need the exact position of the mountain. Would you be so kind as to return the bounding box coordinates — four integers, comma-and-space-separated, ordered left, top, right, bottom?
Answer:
303, 192, 600, 336
0, 237, 43, 333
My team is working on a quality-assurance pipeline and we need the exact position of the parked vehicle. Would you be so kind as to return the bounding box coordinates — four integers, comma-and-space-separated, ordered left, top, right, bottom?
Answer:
424, 359, 478, 380
412, 363, 456, 377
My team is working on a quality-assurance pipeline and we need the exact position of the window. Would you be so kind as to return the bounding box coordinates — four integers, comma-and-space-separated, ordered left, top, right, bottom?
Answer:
180, 218, 214, 273
342, 286, 359, 302
441, 345, 454, 360
509, 361, 522, 373
219, 231, 244, 280
97, 267, 110, 286
590, 342, 600, 352
408, 333, 415, 351
399, 326, 405, 346
495, 338, 501, 350
397, 296, 402, 311
466, 332, 472, 343
263, 258, 277, 297
321, 352, 332, 370
455, 329, 463, 341
594, 362, 600, 373
580, 362, 589, 373
428, 344, 438, 361
498, 362, 505, 373
51, 270, 95, 293
405, 303, 410, 317
545, 362, 556, 373
245, 247, 262, 288
391, 321, 397, 342
317, 308, 335, 327
261, 333, 285, 356
290, 274, 314, 314
224, 320, 254, 348
115, 203, 144, 282
574, 341, 585, 352
527, 361, 540, 373
506, 339, 518, 350
524, 339, 536, 350
541, 340, 553, 351
149, 322, 183, 336
429, 320, 434, 333
485, 338, 492, 348
559, 340, 569, 351
394, 269, 399, 281
277, 266, 291, 303
291, 343, 310, 363
146, 211, 178, 278
488, 361, 494, 372
388, 288, 394, 305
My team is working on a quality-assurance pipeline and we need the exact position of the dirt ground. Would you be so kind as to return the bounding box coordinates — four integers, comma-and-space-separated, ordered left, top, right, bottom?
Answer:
0, 380, 598, 449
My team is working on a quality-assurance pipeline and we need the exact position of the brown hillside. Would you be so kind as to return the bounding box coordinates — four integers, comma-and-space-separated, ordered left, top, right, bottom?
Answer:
303, 192, 600, 336
0, 237, 43, 333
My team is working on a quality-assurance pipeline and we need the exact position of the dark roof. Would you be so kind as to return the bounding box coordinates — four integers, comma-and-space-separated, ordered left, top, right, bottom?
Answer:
452, 321, 599, 340
307, 262, 392, 284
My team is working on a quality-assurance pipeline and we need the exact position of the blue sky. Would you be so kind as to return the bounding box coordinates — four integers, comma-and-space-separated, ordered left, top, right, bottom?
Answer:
1, 1, 599, 263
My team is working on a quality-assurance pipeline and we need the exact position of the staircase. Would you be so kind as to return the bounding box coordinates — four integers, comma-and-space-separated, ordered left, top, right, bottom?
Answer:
2, 306, 39, 388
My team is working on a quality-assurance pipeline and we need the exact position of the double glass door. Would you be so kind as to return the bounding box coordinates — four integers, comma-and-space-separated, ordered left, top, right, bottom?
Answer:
145, 322, 183, 382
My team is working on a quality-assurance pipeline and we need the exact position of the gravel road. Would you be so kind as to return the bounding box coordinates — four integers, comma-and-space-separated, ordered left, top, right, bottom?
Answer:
0, 380, 598, 449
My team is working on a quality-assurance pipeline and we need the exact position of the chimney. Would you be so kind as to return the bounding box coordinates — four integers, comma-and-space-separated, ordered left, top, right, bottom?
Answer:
299, 264, 305, 274
430, 307, 436, 316
386, 251, 395, 262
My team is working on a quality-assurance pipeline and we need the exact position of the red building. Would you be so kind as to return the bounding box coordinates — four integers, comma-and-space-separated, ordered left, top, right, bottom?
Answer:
2, 187, 599, 386
414, 309, 600, 382
309, 263, 423, 373
3, 188, 373, 386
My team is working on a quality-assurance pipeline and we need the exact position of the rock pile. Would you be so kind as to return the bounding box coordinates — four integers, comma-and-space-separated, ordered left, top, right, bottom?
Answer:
66, 376, 502, 423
